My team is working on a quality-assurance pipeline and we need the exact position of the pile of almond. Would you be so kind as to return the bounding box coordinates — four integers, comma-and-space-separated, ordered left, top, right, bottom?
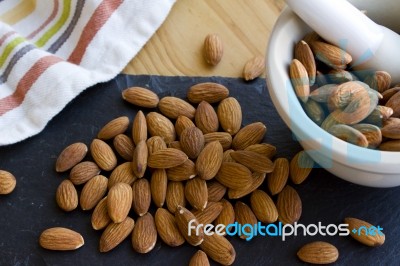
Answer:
290, 32, 400, 151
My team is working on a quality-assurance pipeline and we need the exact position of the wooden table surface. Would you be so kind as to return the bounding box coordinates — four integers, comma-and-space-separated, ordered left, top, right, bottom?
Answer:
123, 0, 285, 77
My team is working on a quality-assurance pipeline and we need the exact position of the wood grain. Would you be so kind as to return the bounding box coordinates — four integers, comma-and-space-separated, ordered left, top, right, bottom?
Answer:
123, 0, 285, 77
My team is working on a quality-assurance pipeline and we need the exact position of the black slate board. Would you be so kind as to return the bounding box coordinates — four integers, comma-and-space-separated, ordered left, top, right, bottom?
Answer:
0, 75, 398, 266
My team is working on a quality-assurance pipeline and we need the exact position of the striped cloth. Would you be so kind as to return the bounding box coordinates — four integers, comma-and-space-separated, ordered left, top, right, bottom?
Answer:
0, 0, 175, 145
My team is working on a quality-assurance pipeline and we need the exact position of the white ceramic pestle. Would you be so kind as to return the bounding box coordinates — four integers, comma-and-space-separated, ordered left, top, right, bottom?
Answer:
286, 0, 400, 84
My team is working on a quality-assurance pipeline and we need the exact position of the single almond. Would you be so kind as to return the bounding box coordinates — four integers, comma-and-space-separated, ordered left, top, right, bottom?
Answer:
216, 162, 252, 190
175, 206, 204, 246
207, 181, 227, 202
217, 97, 242, 135
167, 159, 197, 181
159, 96, 196, 119
227, 172, 266, 199
150, 169, 168, 208
234, 201, 258, 240
267, 158, 289, 195
166, 181, 186, 214
289, 59, 310, 103
185, 178, 208, 211
180, 126, 205, 159
250, 189, 278, 223
99, 217, 135, 252
290, 151, 314, 185
243, 56, 265, 81
193, 201, 223, 225
146, 112, 176, 143
297, 241, 339, 264
107, 182, 133, 223
155, 208, 185, 247
69, 161, 100, 185
364, 71, 391, 93
204, 132, 232, 150
245, 143, 277, 158
55, 179, 78, 212
108, 162, 137, 189
55, 142, 88, 172
39, 227, 84, 251
379, 139, 400, 151
203, 33, 223, 66
189, 250, 210, 266
0, 170, 16, 195
132, 213, 157, 254
113, 134, 134, 161
200, 234, 236, 265
132, 178, 151, 216
196, 141, 223, 180
168, 141, 183, 150
132, 140, 148, 178
230, 150, 274, 173
327, 81, 366, 110
385, 91, 400, 118
310, 40, 352, 67
195, 101, 219, 134
381, 117, 400, 139
295, 40, 316, 85
90, 139, 117, 171
214, 199, 235, 234
80, 175, 108, 211
232, 122, 267, 150
344, 217, 385, 246
132, 110, 147, 145
381, 87, 400, 104
277, 185, 302, 225
352, 123, 382, 148
122, 87, 159, 108
328, 124, 369, 148
377, 105, 394, 120
98, 116, 129, 140
175, 115, 196, 137
187, 82, 229, 104
146, 136, 167, 155
91, 197, 111, 230
148, 148, 188, 169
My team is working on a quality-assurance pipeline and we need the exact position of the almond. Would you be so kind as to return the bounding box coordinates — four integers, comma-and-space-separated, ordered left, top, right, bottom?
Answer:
150, 169, 168, 208
216, 162, 252, 190
243, 56, 265, 81
55, 179, 78, 212
328, 124, 369, 148
175, 206, 204, 246
203, 33, 223, 66
159, 96, 196, 119
310, 41, 352, 67
195, 101, 219, 134
328, 69, 353, 84
155, 208, 185, 247
379, 139, 400, 151
97, 116, 129, 140
232, 122, 266, 150
175, 115, 196, 137
168, 140, 183, 150
381, 117, 400, 139
364, 71, 391, 93
377, 105, 394, 120
146, 112, 176, 143
132, 140, 148, 178
132, 110, 147, 145
352, 123, 382, 148
277, 185, 302, 225
217, 97, 242, 135
344, 217, 385, 246
122, 87, 159, 108
166, 181, 186, 214
148, 148, 188, 168
385, 91, 400, 117
297, 241, 339, 264
185, 178, 208, 211
303, 99, 326, 126
289, 59, 310, 103
310, 84, 338, 103
230, 150, 274, 173
214, 199, 235, 234
327, 81, 366, 110
180, 126, 205, 159
207, 181, 227, 202
0, 170, 16, 195
107, 182, 133, 223
227, 172, 266, 199
187, 82, 229, 104
222, 149, 236, 163
204, 132, 232, 150
146, 136, 167, 155
108, 162, 137, 189
196, 141, 223, 180
132, 213, 157, 253
167, 159, 197, 181
189, 250, 210, 266
90, 139, 117, 171
267, 158, 289, 195
244, 143, 277, 158
200, 234, 236, 265
381, 87, 400, 104
99, 217, 135, 252
250, 189, 278, 223
80, 175, 108, 211
39, 227, 84, 251
295, 40, 316, 85
289, 151, 314, 185
91, 197, 111, 230
55, 142, 88, 172
132, 178, 151, 216
113, 134, 134, 161
234, 201, 258, 240
193, 201, 223, 225
69, 161, 100, 185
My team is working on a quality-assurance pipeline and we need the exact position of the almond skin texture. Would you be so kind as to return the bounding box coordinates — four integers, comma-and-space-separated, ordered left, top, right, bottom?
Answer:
232, 122, 267, 150
203, 33, 223, 66
217, 97, 242, 135
295, 40, 316, 85
185, 178, 208, 211
0, 170, 16, 195
180, 126, 205, 159
99, 217, 135, 252
289, 59, 310, 103
187, 82, 229, 104
200, 234, 236, 265
277, 185, 302, 225
150, 169, 168, 208
107, 183, 133, 223
148, 148, 188, 169
132, 110, 147, 145
344, 217, 385, 246
243, 56, 265, 81
215, 199, 235, 234
55, 142, 88, 172
228, 172, 266, 199
166, 181, 186, 214
290, 151, 314, 185
207, 181, 227, 202
196, 141, 223, 180
267, 158, 289, 195
122, 87, 159, 108
193, 201, 224, 225
146, 112, 176, 143
250, 189, 278, 223
234, 201, 258, 240
91, 197, 111, 230
69, 161, 100, 185
216, 162, 252, 190
39, 227, 84, 251
146, 136, 167, 155
132, 178, 151, 216
131, 213, 157, 254
204, 132, 232, 150
230, 150, 274, 173
98, 116, 129, 140
155, 208, 185, 247
189, 250, 210, 266
167, 159, 197, 181
108, 162, 137, 189
297, 241, 339, 264
113, 134, 134, 161
56, 179, 78, 212
310, 40, 352, 67
90, 139, 117, 171
132, 140, 148, 178
245, 143, 277, 158
175, 115, 196, 137
80, 175, 108, 211
158, 96, 196, 120
195, 101, 219, 134
175, 206, 204, 246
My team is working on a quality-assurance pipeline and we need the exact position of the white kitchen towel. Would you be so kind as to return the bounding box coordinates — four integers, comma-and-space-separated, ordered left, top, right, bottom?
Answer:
0, 0, 175, 145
